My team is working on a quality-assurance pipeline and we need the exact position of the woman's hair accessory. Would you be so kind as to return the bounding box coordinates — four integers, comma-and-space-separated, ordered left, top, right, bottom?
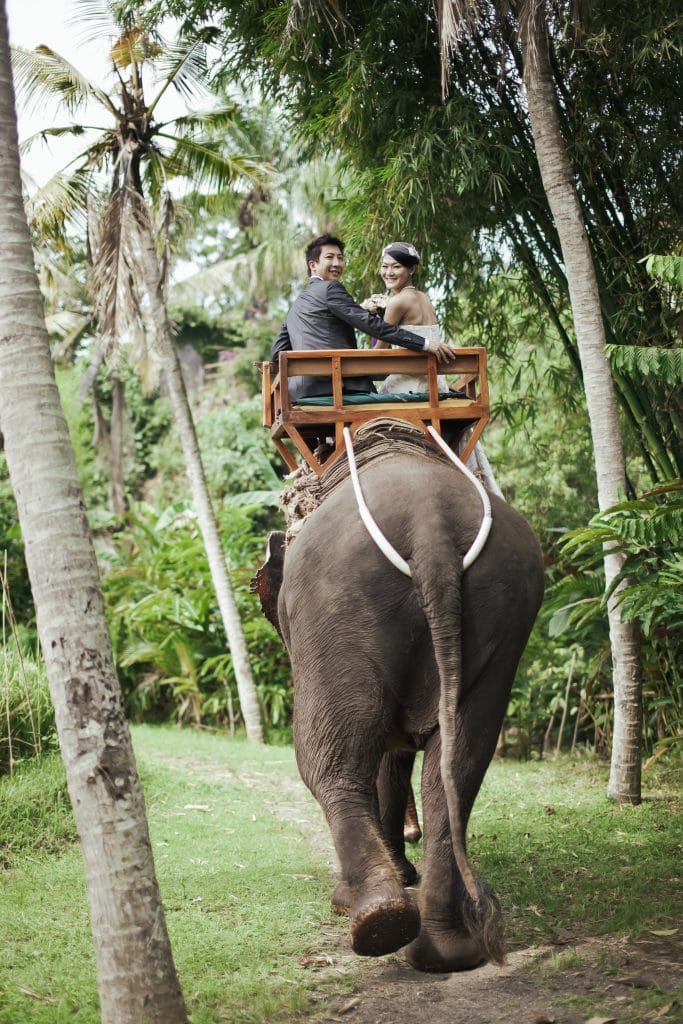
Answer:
382, 241, 420, 265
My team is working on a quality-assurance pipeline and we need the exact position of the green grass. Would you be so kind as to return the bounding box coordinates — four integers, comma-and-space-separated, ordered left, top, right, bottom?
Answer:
0, 727, 681, 1023
0, 726, 339, 1024
0, 752, 76, 865
468, 755, 682, 947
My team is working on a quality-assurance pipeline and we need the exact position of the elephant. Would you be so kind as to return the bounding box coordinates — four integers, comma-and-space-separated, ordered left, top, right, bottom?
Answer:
254, 420, 544, 973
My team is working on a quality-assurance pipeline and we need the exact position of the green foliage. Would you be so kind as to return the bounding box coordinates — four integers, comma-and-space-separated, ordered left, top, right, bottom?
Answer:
0, 727, 336, 1022
645, 253, 683, 292
55, 363, 109, 508
100, 499, 290, 732
0, 460, 33, 634
608, 345, 683, 386
0, 642, 57, 775
557, 482, 683, 756
562, 483, 683, 634
161, 0, 683, 483
151, 396, 284, 510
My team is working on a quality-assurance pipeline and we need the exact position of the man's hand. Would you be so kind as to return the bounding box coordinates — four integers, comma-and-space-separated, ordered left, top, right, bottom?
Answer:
431, 342, 459, 366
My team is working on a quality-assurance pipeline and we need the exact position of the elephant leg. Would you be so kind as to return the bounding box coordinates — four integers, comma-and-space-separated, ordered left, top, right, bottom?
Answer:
405, 716, 501, 973
294, 707, 420, 957
404, 781, 422, 845
377, 752, 419, 885
329, 781, 381, 917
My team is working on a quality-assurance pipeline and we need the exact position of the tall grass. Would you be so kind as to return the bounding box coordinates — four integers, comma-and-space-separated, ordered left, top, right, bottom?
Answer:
1, 562, 56, 774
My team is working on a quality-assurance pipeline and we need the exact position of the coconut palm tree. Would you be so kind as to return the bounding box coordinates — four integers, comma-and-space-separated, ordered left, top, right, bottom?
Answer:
13, 1, 266, 741
433, 0, 642, 802
0, 2, 187, 1018
517, 4, 642, 803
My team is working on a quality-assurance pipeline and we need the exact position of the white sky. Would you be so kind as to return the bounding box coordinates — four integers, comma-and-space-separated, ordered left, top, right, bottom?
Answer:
6, 0, 113, 184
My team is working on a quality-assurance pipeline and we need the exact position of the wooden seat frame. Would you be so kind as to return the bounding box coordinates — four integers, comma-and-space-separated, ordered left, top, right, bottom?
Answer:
259, 347, 490, 476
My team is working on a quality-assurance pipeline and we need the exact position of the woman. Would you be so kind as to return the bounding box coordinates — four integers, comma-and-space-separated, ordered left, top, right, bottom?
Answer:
374, 242, 450, 395
375, 241, 503, 497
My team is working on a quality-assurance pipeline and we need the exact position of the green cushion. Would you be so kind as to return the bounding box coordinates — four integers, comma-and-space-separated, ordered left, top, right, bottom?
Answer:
296, 392, 434, 406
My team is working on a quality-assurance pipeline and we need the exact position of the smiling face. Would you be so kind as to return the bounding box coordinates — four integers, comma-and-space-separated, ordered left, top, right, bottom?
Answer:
308, 244, 345, 281
380, 255, 416, 294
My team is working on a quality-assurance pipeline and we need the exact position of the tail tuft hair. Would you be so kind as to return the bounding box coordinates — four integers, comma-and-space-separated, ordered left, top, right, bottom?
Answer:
462, 880, 506, 966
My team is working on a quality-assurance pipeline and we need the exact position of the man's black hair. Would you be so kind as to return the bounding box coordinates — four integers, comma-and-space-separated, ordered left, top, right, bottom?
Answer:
305, 234, 345, 275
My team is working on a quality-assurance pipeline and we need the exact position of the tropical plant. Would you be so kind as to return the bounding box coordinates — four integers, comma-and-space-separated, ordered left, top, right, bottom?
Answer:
162, 0, 660, 799
13, 0, 269, 741
558, 480, 683, 760
100, 499, 290, 733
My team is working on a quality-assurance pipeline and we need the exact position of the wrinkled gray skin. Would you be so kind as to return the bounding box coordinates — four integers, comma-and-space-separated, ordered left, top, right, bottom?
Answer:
271, 450, 544, 973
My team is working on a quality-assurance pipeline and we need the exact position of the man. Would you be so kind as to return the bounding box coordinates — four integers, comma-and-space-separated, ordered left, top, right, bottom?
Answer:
272, 234, 457, 401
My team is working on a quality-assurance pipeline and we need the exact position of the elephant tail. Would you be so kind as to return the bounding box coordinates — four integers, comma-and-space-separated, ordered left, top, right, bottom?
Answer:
413, 566, 505, 966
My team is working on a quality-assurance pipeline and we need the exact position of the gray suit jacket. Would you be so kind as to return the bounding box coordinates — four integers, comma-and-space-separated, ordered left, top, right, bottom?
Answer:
272, 278, 426, 401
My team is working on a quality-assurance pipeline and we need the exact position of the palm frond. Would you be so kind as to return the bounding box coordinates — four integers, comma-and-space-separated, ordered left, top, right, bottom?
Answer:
435, 0, 481, 96
89, 184, 144, 359
25, 167, 92, 241
110, 26, 163, 70
147, 30, 221, 117
46, 310, 93, 360
140, 146, 169, 210
284, 0, 351, 42
11, 44, 116, 118
607, 344, 683, 386
160, 134, 266, 192
19, 125, 89, 156
156, 192, 175, 307
69, 0, 120, 50
162, 103, 241, 137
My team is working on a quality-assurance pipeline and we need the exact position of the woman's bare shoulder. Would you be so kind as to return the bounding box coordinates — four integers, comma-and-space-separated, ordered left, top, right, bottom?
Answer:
385, 291, 421, 324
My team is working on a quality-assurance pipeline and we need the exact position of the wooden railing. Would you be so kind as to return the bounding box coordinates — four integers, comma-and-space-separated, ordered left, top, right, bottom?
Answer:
259, 347, 489, 476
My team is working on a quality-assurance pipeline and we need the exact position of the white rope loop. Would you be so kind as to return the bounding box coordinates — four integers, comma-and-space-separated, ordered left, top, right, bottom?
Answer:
343, 425, 493, 576
343, 427, 413, 577
426, 426, 492, 568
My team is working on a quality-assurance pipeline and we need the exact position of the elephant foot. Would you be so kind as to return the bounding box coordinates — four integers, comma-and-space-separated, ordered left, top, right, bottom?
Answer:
405, 928, 485, 973
331, 880, 351, 917
404, 823, 422, 844
350, 896, 421, 957
331, 862, 418, 917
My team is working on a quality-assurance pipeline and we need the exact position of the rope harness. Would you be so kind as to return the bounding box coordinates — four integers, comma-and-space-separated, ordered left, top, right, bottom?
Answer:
342, 424, 492, 577
278, 419, 493, 572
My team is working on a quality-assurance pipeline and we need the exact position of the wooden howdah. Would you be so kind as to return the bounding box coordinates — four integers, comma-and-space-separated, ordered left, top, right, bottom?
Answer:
259, 347, 490, 476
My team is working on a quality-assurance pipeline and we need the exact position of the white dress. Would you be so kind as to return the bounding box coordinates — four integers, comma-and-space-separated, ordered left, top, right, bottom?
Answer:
377, 323, 504, 499
377, 324, 450, 396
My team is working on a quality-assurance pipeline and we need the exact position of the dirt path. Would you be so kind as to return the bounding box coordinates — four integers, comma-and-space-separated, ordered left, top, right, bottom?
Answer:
160, 753, 682, 1024
310, 932, 681, 1024
275, 778, 682, 1024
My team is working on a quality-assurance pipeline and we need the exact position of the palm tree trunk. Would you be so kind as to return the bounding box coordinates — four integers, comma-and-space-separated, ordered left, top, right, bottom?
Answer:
0, 6, 188, 1021
133, 203, 264, 743
109, 371, 127, 516
522, 4, 642, 803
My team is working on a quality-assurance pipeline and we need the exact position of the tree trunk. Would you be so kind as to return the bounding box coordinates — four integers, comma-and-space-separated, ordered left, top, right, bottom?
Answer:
522, 5, 642, 803
0, 7, 188, 1021
109, 371, 127, 516
134, 203, 264, 743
